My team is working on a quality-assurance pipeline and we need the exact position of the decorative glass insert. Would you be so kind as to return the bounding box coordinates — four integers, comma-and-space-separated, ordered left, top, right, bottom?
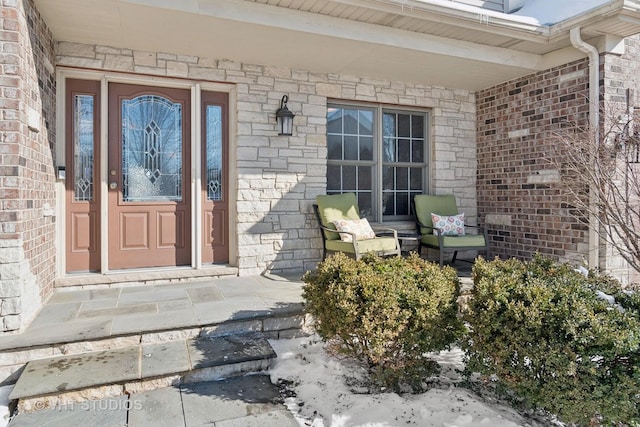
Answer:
73, 94, 95, 202
206, 105, 223, 201
144, 121, 161, 184
121, 95, 183, 202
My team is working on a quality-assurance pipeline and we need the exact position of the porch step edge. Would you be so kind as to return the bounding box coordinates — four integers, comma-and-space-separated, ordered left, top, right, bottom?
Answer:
9, 333, 276, 408
54, 266, 240, 288
0, 311, 311, 386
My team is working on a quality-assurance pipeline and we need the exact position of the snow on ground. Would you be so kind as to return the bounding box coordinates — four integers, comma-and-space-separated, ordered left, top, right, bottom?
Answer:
269, 336, 539, 427
0, 385, 12, 427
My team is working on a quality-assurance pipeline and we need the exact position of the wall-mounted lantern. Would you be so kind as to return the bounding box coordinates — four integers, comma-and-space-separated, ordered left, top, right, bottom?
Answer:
275, 95, 295, 136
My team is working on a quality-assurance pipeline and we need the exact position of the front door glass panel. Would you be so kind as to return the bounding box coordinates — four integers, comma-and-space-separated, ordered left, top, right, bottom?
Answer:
206, 105, 223, 201
121, 95, 183, 202
74, 94, 95, 202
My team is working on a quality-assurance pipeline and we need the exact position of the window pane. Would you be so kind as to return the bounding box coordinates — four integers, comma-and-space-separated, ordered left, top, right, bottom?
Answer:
360, 136, 373, 161
359, 110, 373, 136
396, 167, 408, 190
398, 114, 410, 137
382, 192, 394, 216
358, 192, 373, 219
382, 166, 394, 190
74, 94, 95, 202
398, 139, 411, 162
327, 108, 342, 134
412, 140, 424, 163
410, 168, 422, 190
383, 113, 395, 139
412, 115, 424, 138
383, 137, 395, 162
343, 166, 356, 190
344, 109, 358, 134
396, 193, 409, 216
327, 165, 341, 191
327, 134, 342, 160
358, 166, 372, 191
344, 135, 358, 160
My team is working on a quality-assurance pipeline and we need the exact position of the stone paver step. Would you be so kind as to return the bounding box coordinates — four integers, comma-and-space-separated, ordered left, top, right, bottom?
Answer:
8, 374, 298, 427
9, 333, 276, 412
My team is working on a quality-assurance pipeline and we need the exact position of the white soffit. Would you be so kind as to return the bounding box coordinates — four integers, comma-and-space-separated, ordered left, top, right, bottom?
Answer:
34, 0, 640, 91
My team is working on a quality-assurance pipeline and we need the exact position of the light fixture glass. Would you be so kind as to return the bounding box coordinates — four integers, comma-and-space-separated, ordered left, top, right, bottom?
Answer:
275, 95, 295, 136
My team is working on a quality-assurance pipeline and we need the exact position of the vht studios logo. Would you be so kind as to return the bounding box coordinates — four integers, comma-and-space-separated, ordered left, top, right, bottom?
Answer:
34, 399, 143, 412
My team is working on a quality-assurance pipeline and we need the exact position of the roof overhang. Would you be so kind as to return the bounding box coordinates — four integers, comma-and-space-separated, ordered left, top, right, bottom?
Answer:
33, 0, 640, 91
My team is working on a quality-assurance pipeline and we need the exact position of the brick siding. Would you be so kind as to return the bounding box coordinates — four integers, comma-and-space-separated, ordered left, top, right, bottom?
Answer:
0, 0, 57, 332
477, 59, 592, 265
600, 35, 640, 285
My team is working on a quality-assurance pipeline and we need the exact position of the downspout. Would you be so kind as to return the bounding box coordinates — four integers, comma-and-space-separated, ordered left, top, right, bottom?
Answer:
569, 27, 600, 269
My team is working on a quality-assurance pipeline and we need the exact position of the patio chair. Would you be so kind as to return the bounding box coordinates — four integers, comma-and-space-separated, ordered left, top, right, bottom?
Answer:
313, 193, 401, 260
411, 194, 488, 266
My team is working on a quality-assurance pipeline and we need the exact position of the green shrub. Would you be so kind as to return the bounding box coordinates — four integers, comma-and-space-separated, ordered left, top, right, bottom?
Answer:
463, 254, 640, 426
302, 252, 465, 392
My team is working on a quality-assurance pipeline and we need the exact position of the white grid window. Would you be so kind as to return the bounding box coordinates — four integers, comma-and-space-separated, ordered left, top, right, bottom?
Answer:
327, 103, 429, 222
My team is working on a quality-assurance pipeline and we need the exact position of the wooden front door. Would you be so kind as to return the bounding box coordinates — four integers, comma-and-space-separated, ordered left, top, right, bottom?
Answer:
107, 83, 191, 269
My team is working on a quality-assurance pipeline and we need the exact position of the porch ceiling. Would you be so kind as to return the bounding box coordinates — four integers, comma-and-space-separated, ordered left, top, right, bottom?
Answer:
34, 0, 640, 91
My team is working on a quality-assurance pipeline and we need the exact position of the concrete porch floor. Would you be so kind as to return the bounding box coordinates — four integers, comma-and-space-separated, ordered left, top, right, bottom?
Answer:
0, 273, 306, 355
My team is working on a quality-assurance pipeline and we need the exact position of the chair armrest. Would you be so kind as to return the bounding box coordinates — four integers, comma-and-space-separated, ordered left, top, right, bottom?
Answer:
414, 219, 442, 236
463, 224, 487, 236
371, 227, 398, 239
317, 223, 360, 243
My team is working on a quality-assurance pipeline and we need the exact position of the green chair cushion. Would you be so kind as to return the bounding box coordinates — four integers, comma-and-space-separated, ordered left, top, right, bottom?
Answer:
326, 237, 398, 254
414, 195, 459, 235
316, 193, 361, 240
420, 234, 486, 249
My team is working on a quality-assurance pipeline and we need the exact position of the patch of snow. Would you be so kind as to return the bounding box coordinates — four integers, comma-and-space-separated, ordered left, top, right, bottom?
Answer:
512, 0, 612, 25
596, 290, 625, 313
596, 290, 616, 305
0, 385, 13, 427
269, 336, 538, 426
574, 266, 589, 277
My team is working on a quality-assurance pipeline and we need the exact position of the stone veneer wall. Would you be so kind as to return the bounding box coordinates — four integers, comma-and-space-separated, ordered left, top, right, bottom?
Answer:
55, 42, 477, 276
600, 35, 640, 285
0, 0, 57, 332
477, 59, 591, 265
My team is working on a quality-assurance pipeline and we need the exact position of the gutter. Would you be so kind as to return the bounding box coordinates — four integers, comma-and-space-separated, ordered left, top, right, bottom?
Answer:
569, 27, 600, 270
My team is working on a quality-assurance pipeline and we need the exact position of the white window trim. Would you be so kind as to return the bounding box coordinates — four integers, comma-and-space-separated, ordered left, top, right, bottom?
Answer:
327, 101, 430, 223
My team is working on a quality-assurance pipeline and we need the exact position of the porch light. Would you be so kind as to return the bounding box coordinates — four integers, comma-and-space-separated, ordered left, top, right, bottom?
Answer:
275, 95, 295, 136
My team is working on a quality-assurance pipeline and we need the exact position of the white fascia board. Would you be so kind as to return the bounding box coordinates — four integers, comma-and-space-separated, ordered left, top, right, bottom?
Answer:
548, 0, 640, 40
122, 0, 545, 71
334, 0, 548, 37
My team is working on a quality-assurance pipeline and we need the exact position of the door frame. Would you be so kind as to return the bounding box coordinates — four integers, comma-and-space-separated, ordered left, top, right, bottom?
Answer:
55, 68, 238, 275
